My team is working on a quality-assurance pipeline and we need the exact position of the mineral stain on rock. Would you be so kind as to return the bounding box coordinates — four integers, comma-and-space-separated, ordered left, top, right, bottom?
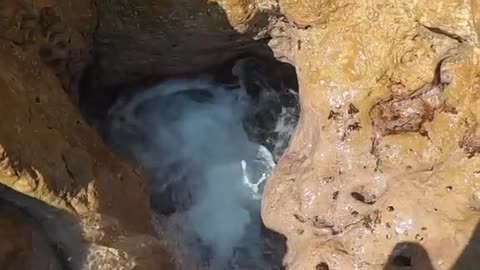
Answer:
370, 58, 452, 138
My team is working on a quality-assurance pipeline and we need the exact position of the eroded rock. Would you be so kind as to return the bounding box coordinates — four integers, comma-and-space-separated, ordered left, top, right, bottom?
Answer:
0, 1, 173, 269
2, 0, 480, 269
263, 0, 480, 269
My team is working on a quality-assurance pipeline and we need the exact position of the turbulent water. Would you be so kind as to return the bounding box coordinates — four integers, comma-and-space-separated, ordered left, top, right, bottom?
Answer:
103, 64, 298, 270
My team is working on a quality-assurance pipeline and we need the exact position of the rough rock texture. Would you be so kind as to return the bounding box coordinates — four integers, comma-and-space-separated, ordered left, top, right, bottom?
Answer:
89, 0, 288, 86
263, 0, 480, 269
80, 0, 295, 124
0, 1, 173, 269
2, 0, 480, 270
0, 0, 292, 269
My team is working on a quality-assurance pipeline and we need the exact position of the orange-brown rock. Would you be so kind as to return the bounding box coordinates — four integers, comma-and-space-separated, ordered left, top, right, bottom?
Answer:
2, 0, 480, 269
263, 0, 480, 269
0, 1, 173, 269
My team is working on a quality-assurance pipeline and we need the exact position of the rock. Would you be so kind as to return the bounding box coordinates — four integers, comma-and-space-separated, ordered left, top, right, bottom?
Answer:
263, 0, 480, 269
279, 0, 353, 28
211, 0, 257, 26
2, 0, 480, 269
0, 1, 174, 269
0, 199, 63, 270
87, 0, 269, 89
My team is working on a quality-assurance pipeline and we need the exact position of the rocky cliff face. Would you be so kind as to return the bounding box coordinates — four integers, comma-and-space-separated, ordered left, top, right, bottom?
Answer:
0, 0, 479, 269
0, 1, 172, 269
263, 0, 480, 269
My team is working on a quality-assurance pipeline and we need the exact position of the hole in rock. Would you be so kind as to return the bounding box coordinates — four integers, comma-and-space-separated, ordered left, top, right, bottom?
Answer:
315, 262, 330, 270
81, 56, 299, 269
351, 191, 377, 205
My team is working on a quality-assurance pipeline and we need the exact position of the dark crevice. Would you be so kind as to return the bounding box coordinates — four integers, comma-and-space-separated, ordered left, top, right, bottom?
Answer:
79, 37, 297, 270
419, 23, 465, 43
351, 191, 377, 205
60, 154, 76, 183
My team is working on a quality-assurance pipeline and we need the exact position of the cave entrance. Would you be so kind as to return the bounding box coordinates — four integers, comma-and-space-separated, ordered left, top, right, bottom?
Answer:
81, 55, 299, 270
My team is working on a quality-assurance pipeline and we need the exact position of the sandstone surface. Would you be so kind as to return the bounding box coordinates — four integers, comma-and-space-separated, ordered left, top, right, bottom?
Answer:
1, 0, 480, 269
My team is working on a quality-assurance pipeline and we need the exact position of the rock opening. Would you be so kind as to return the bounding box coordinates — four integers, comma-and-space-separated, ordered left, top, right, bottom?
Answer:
82, 56, 299, 270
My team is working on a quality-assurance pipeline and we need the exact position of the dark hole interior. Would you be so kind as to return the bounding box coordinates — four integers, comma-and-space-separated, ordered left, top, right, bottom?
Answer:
351, 191, 377, 205
79, 53, 299, 270
315, 262, 330, 270
384, 242, 434, 270
391, 255, 412, 267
